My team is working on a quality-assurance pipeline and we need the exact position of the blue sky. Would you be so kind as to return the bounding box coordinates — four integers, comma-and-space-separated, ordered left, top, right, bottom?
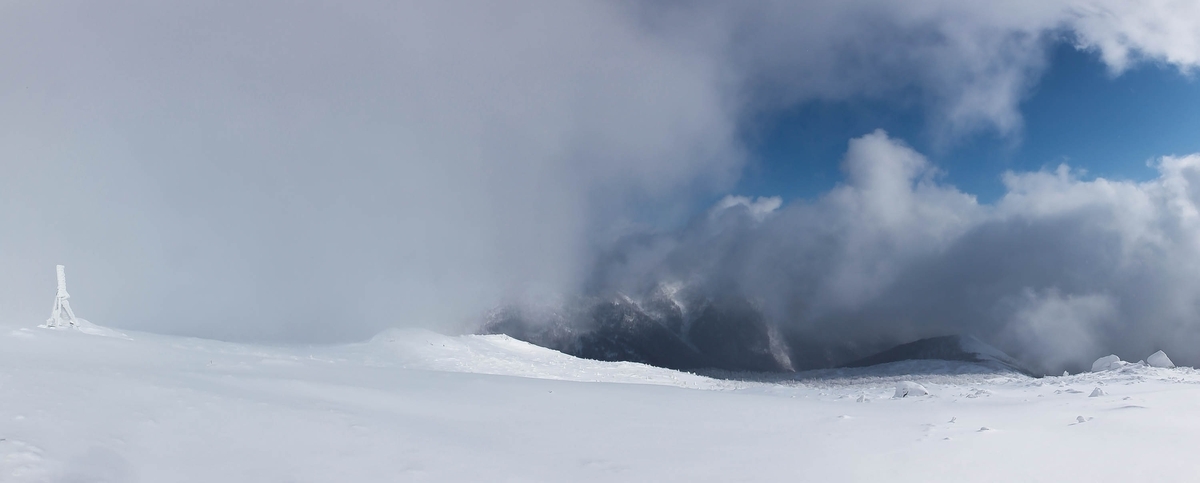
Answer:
742, 41, 1200, 203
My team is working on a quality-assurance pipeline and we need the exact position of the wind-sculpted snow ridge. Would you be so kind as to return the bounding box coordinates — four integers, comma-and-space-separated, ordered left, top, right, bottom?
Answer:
364, 328, 735, 389
713, 350, 1199, 401
694, 336, 1039, 392
53, 318, 132, 340
703, 356, 1034, 393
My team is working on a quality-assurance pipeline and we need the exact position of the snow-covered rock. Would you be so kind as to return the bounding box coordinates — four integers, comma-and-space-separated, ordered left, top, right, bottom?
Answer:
1089, 387, 1107, 397
842, 335, 1034, 375
1091, 355, 1124, 372
894, 381, 929, 398
1147, 350, 1175, 368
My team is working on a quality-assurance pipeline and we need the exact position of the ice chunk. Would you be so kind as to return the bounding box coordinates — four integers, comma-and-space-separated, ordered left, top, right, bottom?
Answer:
894, 381, 929, 398
1091, 355, 1123, 372
1089, 387, 1106, 397
1147, 350, 1175, 368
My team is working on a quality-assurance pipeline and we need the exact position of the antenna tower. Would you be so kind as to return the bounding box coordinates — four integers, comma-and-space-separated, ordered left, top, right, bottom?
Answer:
46, 265, 79, 328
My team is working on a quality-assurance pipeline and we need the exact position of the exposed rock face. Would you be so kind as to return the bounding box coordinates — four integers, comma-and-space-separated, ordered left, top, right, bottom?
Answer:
574, 296, 709, 370
686, 297, 791, 372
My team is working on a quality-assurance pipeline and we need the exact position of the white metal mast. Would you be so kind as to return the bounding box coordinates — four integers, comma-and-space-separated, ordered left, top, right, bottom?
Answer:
46, 265, 79, 328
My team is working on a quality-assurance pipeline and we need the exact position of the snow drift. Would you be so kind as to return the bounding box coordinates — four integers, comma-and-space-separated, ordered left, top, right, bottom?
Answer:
1147, 350, 1175, 368
893, 381, 930, 398
1092, 355, 1126, 372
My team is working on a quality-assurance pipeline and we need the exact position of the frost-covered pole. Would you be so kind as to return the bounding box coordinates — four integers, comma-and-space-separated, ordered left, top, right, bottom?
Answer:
46, 264, 79, 328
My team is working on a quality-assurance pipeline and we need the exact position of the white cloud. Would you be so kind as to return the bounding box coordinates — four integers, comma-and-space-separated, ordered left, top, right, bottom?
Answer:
1071, 0, 1200, 73
648, 0, 1200, 137
712, 196, 783, 222
597, 133, 1200, 372
999, 289, 1117, 373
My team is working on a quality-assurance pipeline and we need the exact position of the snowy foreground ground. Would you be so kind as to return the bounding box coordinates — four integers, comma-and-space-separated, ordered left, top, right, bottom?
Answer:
3, 323, 1200, 482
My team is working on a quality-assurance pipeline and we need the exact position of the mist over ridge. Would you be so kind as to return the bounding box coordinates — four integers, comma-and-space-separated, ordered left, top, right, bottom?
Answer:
2, 0, 1199, 367
490, 131, 1200, 375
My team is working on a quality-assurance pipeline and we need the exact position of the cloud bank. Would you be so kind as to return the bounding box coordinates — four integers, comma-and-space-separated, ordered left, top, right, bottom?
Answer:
1, 0, 1198, 350
592, 131, 1200, 373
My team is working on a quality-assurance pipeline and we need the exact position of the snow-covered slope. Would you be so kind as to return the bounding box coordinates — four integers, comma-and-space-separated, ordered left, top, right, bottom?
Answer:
365, 328, 729, 389
841, 335, 1036, 375
3, 322, 1200, 482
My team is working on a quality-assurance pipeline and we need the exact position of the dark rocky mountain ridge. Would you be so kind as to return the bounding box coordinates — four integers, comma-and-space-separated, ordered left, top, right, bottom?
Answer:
480, 289, 1035, 375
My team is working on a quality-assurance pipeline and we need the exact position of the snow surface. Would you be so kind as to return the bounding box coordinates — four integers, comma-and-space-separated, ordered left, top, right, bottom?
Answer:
3, 322, 1200, 482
